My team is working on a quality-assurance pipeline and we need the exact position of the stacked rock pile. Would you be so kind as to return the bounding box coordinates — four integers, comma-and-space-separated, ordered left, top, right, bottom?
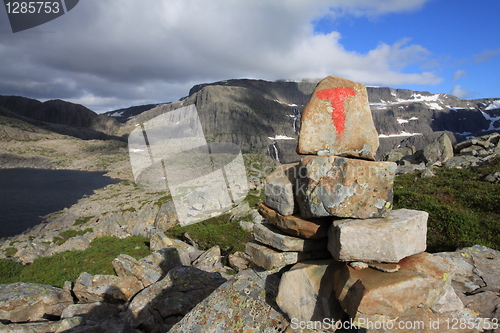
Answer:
246, 76, 480, 331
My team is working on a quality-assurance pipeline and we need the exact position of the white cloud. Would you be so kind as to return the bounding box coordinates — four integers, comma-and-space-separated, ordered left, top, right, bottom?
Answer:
452, 70, 467, 81
451, 85, 472, 99
0, 0, 438, 111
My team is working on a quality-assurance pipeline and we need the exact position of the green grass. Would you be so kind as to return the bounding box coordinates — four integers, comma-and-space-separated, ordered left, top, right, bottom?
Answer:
167, 213, 252, 255
393, 157, 500, 252
52, 228, 94, 245
0, 236, 150, 288
244, 189, 265, 208
73, 216, 95, 226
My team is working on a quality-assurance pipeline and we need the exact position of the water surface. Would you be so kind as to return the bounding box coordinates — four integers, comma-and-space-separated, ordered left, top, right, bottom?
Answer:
0, 168, 120, 238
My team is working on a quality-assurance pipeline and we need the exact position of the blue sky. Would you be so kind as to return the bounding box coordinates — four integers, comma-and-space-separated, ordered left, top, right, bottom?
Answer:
0, 0, 498, 111
313, 0, 500, 99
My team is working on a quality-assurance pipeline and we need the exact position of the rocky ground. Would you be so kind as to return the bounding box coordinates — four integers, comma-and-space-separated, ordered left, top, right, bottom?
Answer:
1, 106, 500, 331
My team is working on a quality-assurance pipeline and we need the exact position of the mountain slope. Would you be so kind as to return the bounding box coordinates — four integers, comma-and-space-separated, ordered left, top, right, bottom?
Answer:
0, 95, 122, 140
118, 79, 500, 162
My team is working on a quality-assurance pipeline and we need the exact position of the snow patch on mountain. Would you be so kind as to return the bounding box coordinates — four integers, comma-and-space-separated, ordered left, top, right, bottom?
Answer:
378, 131, 423, 138
486, 100, 500, 110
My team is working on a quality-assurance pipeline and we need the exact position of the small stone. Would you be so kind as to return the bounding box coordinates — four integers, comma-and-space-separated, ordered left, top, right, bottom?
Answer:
264, 163, 300, 216
328, 209, 428, 263
349, 261, 369, 270
253, 223, 328, 252
257, 203, 330, 239
297, 155, 397, 219
297, 76, 379, 160
227, 251, 251, 271
420, 168, 435, 178
368, 262, 401, 273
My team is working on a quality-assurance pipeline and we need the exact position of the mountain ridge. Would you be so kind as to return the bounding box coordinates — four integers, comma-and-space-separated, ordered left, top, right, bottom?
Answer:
2, 78, 500, 162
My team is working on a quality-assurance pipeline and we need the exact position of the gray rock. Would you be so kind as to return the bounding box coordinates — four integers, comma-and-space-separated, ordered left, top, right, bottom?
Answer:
73, 272, 143, 303
264, 163, 300, 216
420, 168, 436, 178
0, 316, 84, 333
0, 282, 73, 323
253, 223, 328, 252
328, 209, 428, 263
227, 251, 251, 271
61, 302, 123, 322
149, 230, 196, 252
169, 269, 288, 332
431, 285, 464, 314
112, 254, 162, 287
423, 132, 454, 165
436, 245, 500, 321
382, 145, 415, 162
276, 260, 346, 323
245, 241, 330, 271
192, 245, 224, 272
150, 247, 191, 274
485, 171, 500, 184
297, 156, 397, 219
124, 266, 226, 328
154, 200, 179, 232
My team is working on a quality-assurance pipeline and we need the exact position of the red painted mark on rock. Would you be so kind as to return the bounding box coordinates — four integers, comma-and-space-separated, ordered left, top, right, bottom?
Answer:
316, 87, 356, 134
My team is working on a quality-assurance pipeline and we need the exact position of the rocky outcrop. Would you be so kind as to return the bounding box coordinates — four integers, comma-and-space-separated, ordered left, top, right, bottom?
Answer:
0, 282, 73, 323
382, 131, 500, 174
169, 268, 288, 332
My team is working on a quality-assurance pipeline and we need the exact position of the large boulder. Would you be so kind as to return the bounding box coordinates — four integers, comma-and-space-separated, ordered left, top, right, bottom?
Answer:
297, 156, 397, 219
112, 254, 163, 288
423, 132, 454, 165
333, 252, 455, 323
276, 260, 346, 323
297, 76, 379, 160
328, 209, 428, 263
124, 266, 226, 329
169, 269, 288, 332
73, 272, 143, 303
0, 282, 73, 323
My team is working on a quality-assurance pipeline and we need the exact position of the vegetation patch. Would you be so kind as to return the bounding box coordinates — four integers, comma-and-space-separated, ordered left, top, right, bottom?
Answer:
73, 216, 95, 226
0, 236, 150, 288
167, 213, 252, 255
53, 228, 94, 245
393, 157, 500, 252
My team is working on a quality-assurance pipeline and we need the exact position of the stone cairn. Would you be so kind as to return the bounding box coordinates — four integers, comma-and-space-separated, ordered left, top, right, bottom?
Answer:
246, 76, 475, 330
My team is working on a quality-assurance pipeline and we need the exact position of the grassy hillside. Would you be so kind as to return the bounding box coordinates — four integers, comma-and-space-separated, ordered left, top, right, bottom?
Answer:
393, 157, 500, 252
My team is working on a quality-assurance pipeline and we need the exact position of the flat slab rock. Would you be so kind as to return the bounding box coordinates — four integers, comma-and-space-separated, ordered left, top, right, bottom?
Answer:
297, 76, 379, 160
333, 252, 455, 323
328, 208, 428, 263
253, 222, 328, 252
297, 155, 397, 219
258, 203, 330, 240
245, 241, 330, 271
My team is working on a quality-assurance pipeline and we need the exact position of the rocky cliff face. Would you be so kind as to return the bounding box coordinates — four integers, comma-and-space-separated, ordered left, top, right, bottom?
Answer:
117, 79, 500, 162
